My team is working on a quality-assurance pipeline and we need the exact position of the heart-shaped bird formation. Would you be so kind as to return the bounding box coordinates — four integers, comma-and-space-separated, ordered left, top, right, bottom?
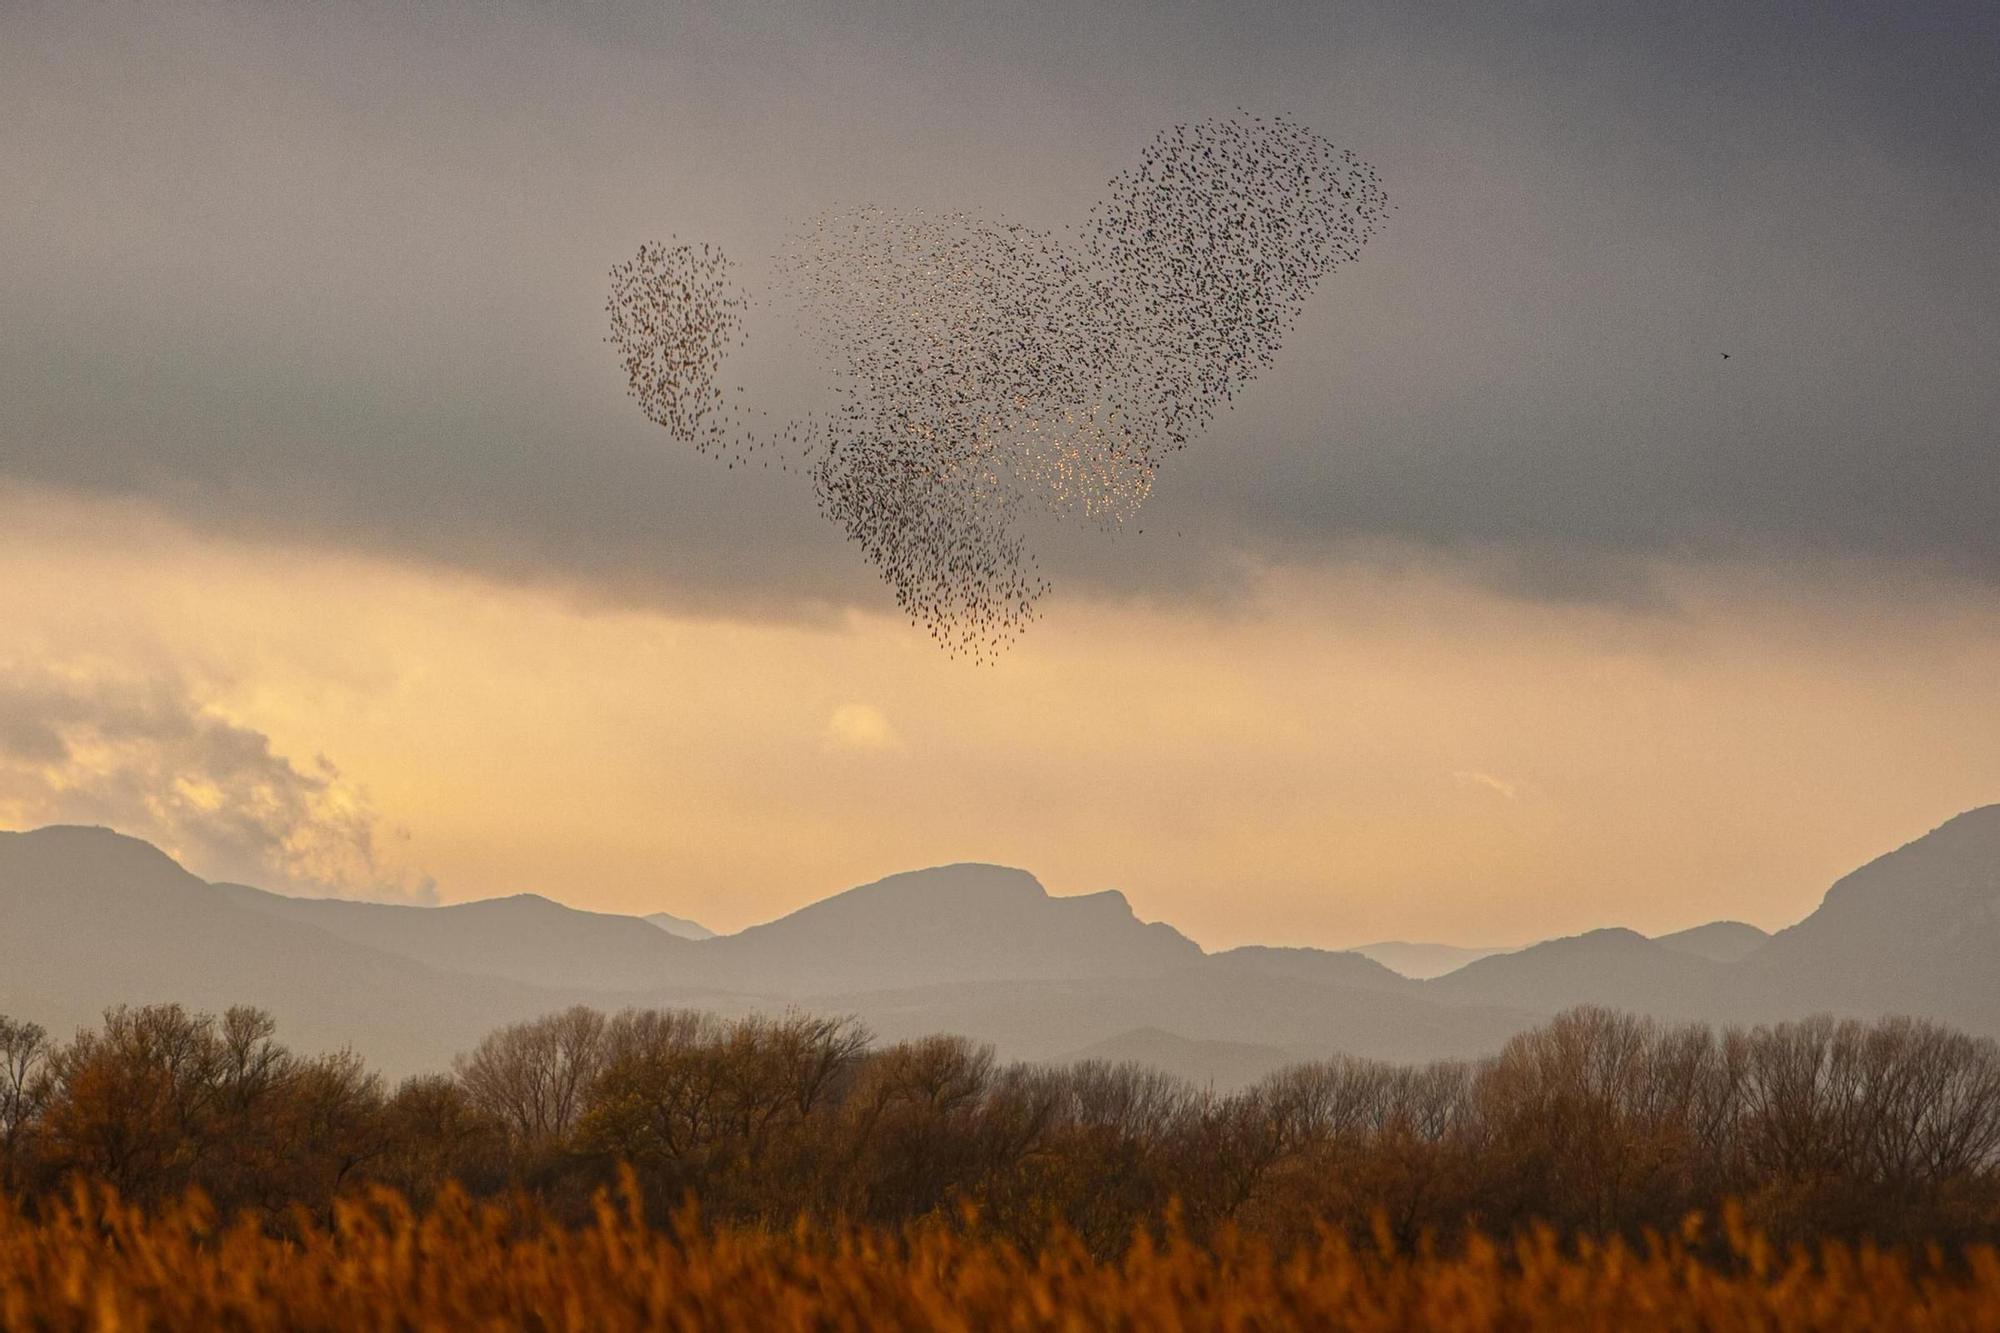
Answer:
609, 114, 1389, 658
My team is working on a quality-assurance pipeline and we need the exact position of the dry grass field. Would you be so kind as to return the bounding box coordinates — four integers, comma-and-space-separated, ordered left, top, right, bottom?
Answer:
5, 1179, 2000, 1332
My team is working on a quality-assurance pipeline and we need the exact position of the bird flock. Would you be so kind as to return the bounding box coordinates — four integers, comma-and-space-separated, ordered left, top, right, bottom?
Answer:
609, 114, 1389, 657
607, 240, 749, 451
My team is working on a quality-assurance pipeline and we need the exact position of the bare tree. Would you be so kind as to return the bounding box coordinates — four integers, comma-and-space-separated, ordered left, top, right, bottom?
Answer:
0, 1015, 52, 1186
455, 1006, 609, 1144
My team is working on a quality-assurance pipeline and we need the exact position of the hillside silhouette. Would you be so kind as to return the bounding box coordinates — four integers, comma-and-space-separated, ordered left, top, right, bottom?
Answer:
3, 808, 1997, 1081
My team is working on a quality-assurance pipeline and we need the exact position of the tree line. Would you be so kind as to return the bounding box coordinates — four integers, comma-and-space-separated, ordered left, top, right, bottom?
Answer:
3, 1003, 1998, 1254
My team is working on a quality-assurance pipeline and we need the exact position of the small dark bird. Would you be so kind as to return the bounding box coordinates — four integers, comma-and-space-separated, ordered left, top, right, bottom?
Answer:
1721, 353, 1731, 359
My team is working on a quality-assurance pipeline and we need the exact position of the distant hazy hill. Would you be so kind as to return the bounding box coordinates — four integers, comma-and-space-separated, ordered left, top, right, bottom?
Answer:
1203, 945, 1414, 994
1353, 922, 1769, 981
1349, 941, 1513, 979
1653, 920, 1769, 963
812, 970, 1528, 1069
3, 808, 1997, 1083
216, 883, 704, 992
1425, 928, 1724, 1017
645, 911, 716, 940
1055, 1028, 1296, 1091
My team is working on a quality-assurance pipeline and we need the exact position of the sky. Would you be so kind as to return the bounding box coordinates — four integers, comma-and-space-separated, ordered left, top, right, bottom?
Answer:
2, 0, 1996, 948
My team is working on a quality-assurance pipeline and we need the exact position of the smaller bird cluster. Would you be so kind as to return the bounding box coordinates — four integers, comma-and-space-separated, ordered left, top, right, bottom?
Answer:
609, 115, 1389, 657
605, 240, 747, 451
1083, 114, 1390, 452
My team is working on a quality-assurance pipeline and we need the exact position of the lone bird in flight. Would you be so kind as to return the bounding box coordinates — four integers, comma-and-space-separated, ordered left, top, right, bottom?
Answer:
1721, 352, 1731, 359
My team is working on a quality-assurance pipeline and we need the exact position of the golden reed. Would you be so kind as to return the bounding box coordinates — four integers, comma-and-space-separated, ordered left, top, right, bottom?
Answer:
4, 1175, 1999, 1331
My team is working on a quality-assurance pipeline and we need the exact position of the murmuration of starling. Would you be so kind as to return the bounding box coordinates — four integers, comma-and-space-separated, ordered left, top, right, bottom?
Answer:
608, 114, 1389, 660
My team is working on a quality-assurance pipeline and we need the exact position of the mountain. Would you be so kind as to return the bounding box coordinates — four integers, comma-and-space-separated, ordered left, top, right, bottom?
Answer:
0, 829, 1526, 1078
645, 911, 716, 940
1349, 941, 1514, 979
1742, 806, 2000, 1033
1417, 809, 2000, 1035
4, 808, 1998, 1086
1423, 928, 1725, 1018
690, 864, 1203, 996
1653, 920, 1769, 963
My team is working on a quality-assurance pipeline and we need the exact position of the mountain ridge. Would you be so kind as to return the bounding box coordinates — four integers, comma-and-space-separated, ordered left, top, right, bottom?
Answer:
5, 808, 1997, 1082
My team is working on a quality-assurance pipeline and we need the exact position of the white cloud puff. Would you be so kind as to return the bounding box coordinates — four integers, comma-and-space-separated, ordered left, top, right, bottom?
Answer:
821, 703, 904, 754
0, 663, 433, 901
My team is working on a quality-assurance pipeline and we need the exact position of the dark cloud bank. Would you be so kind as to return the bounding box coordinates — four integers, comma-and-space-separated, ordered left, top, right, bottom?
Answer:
2, 0, 1994, 622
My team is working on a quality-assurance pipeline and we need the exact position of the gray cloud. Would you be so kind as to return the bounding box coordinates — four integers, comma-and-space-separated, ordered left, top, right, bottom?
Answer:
1, 0, 1994, 621
0, 666, 433, 902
